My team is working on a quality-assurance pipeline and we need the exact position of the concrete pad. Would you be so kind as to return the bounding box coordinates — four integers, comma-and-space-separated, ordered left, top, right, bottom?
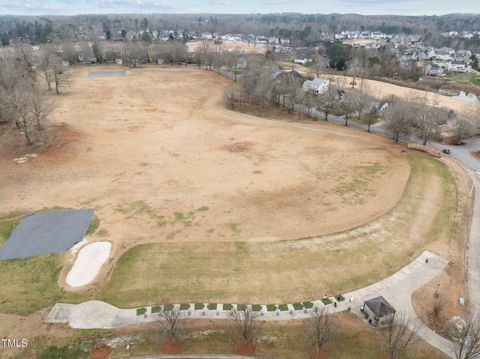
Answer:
66, 241, 111, 287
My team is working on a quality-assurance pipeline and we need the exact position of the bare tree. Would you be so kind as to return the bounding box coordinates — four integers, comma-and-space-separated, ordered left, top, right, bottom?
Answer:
30, 91, 55, 130
339, 92, 357, 126
38, 47, 53, 90
159, 304, 183, 340
315, 87, 338, 121
306, 306, 337, 356
381, 313, 420, 359
230, 306, 259, 344
447, 317, 480, 359
454, 118, 475, 144
49, 54, 70, 94
416, 106, 447, 146
431, 284, 443, 325
241, 58, 275, 111
383, 99, 416, 143
364, 102, 380, 133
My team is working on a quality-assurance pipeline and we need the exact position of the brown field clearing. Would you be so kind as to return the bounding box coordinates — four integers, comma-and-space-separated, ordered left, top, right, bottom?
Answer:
186, 39, 268, 54
0, 66, 408, 259
0, 66, 467, 322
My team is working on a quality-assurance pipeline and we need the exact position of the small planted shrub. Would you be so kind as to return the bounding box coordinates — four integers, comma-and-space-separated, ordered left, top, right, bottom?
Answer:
322, 298, 333, 305
292, 302, 304, 310
266, 304, 277, 312
237, 304, 247, 311
180, 303, 190, 310
303, 301, 314, 309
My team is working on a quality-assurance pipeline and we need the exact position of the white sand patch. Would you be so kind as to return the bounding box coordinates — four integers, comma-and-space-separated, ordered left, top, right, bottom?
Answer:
66, 241, 111, 287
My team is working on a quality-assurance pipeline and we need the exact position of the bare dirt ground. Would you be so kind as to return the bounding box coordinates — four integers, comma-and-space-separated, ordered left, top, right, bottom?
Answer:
278, 62, 477, 115
187, 39, 267, 54
0, 66, 409, 287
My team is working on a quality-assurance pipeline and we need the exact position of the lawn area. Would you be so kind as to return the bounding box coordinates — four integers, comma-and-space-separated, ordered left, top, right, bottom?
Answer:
0, 154, 458, 315
0, 215, 92, 315
445, 71, 480, 88
93, 154, 457, 307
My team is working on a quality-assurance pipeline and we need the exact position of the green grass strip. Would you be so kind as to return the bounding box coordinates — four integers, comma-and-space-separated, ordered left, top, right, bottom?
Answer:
223, 304, 233, 311
194, 303, 205, 310
252, 304, 262, 312
303, 301, 314, 309
136, 307, 147, 315
207, 303, 217, 310
151, 306, 161, 313
278, 304, 289, 311
292, 302, 304, 310
266, 304, 277, 312
180, 303, 190, 310
322, 298, 332, 305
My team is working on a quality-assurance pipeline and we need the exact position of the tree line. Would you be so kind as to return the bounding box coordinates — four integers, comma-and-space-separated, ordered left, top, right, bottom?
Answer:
0, 44, 69, 146
223, 55, 478, 145
1, 13, 480, 47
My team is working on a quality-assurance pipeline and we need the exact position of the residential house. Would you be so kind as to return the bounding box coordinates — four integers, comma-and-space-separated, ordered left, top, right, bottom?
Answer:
302, 78, 329, 95
294, 54, 313, 65
425, 63, 444, 76
449, 60, 468, 73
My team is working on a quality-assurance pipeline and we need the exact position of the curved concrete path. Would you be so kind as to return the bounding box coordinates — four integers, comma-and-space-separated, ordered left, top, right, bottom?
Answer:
120, 356, 281, 359
47, 250, 454, 357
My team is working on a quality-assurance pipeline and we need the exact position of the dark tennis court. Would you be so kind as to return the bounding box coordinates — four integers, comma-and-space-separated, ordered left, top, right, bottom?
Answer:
0, 209, 95, 260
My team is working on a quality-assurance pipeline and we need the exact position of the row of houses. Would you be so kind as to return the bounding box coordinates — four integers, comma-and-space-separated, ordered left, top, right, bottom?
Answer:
441, 31, 480, 39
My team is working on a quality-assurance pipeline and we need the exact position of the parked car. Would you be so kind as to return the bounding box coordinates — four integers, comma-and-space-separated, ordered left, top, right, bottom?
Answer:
443, 149, 451, 154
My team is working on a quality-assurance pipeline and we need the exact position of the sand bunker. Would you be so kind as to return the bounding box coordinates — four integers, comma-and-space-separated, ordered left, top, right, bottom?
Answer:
66, 241, 111, 287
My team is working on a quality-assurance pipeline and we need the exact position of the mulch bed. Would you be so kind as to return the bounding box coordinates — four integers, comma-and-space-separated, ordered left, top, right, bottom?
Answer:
308, 346, 329, 359
161, 337, 182, 354
235, 338, 255, 356
89, 343, 112, 359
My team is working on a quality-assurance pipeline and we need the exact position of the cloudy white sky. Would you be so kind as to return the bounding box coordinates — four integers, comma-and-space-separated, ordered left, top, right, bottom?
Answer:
0, 0, 479, 15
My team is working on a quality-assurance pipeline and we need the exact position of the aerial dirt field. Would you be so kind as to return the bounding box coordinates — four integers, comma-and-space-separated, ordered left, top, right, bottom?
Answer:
187, 39, 268, 53
0, 66, 409, 253
0, 66, 467, 352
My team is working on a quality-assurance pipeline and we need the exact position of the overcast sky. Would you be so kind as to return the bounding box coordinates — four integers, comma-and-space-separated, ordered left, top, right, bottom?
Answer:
0, 0, 479, 16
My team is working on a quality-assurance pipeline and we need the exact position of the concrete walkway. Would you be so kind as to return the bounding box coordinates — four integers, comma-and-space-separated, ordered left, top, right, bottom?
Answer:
466, 170, 480, 312
119, 356, 281, 359
47, 250, 454, 357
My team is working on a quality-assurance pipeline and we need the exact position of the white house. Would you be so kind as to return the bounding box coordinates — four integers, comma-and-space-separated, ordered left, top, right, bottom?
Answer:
449, 60, 468, 73
302, 78, 329, 95
294, 54, 313, 65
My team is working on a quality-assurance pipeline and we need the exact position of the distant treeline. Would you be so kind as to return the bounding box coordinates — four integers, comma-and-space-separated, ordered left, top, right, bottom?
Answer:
0, 13, 479, 47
